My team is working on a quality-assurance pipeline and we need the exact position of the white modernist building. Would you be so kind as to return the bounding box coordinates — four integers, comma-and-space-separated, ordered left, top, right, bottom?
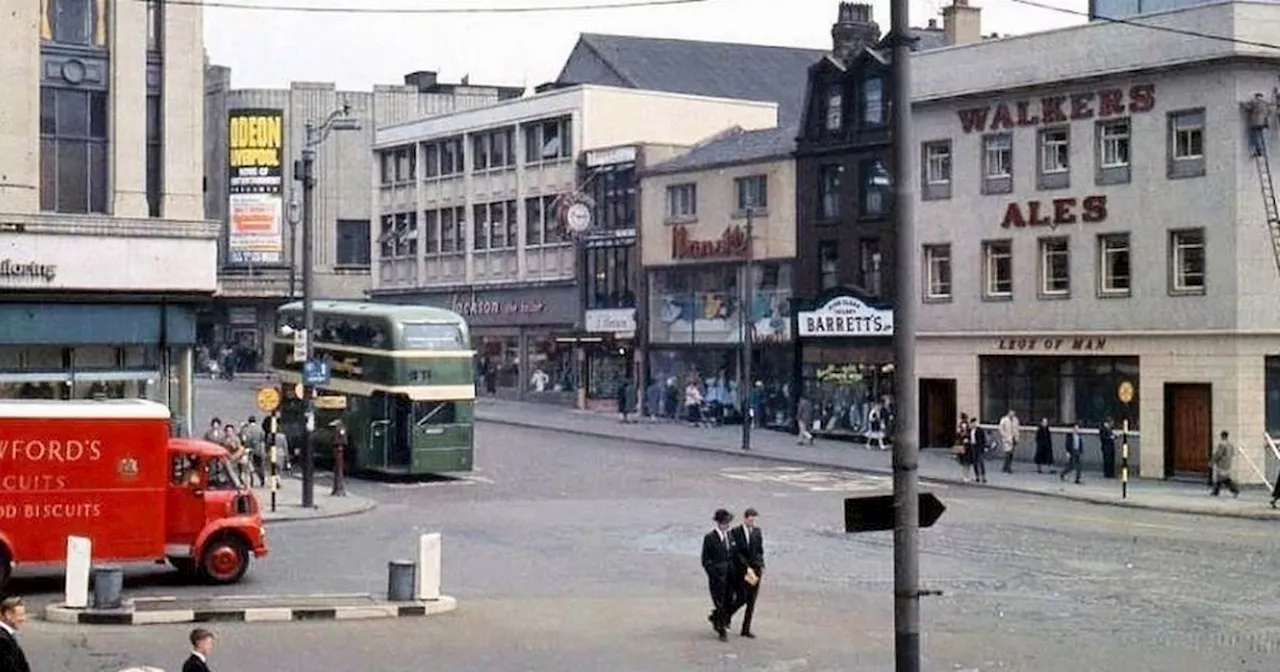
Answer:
910, 0, 1280, 482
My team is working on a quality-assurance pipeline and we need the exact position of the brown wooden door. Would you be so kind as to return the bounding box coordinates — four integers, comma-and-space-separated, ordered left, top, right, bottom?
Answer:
920, 379, 957, 449
1166, 384, 1211, 474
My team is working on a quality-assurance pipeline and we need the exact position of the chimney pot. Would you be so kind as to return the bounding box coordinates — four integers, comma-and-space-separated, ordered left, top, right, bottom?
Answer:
832, 2, 881, 62
942, 0, 982, 46
927, 18, 938, 28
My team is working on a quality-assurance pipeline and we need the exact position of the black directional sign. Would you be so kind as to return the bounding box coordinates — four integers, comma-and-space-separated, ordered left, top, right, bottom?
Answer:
843, 492, 947, 533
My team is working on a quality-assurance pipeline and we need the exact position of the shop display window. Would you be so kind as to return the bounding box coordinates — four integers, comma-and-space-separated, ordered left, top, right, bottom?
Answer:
587, 349, 628, 399
474, 335, 519, 391
800, 362, 894, 437
649, 263, 792, 346
526, 333, 577, 394
979, 356, 1139, 428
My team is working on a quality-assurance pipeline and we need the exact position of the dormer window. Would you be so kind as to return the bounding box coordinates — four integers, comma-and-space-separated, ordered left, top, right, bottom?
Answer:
861, 77, 884, 126
825, 84, 843, 131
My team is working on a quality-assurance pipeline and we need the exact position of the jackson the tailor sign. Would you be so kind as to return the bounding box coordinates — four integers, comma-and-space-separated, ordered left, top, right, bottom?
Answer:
798, 296, 894, 337
227, 109, 285, 265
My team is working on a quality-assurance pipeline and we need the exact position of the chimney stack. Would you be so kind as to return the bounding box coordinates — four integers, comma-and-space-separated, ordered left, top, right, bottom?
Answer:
831, 2, 881, 63
942, 0, 983, 46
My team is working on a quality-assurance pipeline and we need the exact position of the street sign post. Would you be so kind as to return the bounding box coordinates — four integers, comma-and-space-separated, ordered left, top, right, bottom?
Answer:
303, 360, 330, 387
844, 493, 946, 534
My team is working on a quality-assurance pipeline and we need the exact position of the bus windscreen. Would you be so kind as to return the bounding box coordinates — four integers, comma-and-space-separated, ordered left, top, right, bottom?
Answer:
403, 323, 464, 350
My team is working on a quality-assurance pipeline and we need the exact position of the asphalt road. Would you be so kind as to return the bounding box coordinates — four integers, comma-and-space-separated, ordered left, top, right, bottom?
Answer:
12, 379, 1280, 671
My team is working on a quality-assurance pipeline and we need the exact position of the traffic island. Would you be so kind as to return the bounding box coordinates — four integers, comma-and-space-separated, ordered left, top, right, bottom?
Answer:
43, 593, 458, 625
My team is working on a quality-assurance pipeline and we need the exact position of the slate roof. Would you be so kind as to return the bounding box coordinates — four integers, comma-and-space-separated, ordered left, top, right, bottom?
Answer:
557, 33, 826, 127
644, 125, 796, 176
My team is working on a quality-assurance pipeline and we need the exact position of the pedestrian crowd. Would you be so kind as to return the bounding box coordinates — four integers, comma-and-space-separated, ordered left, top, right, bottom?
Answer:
201, 413, 290, 488
952, 409, 1261, 499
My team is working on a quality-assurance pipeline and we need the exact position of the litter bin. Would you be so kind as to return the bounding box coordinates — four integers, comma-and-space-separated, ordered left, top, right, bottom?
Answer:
92, 565, 124, 609
387, 560, 416, 602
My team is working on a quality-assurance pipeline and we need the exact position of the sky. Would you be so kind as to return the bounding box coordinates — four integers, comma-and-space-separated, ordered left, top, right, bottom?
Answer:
204, 0, 1087, 91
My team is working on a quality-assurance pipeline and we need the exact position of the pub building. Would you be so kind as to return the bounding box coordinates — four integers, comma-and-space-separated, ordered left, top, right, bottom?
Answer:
909, 1, 1280, 481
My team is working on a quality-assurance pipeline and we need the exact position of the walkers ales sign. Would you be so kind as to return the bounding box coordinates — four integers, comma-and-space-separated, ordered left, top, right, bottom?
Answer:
957, 84, 1155, 133
1001, 195, 1107, 229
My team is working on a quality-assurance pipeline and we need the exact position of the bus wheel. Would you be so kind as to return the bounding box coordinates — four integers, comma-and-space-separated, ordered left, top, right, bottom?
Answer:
167, 556, 198, 578
200, 537, 249, 584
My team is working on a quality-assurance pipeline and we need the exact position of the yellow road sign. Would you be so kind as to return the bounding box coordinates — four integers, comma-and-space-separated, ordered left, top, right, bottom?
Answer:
1117, 380, 1135, 404
256, 386, 281, 414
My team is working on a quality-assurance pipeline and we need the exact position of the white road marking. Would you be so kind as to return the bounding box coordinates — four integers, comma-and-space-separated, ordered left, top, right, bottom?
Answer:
719, 467, 893, 493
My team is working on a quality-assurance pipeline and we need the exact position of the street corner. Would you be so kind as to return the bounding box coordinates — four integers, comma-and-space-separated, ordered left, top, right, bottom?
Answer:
259, 492, 378, 524
42, 594, 457, 626
961, 477, 1280, 521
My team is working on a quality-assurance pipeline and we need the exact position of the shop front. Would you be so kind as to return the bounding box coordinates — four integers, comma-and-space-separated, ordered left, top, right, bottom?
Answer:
0, 226, 216, 435
792, 288, 894, 441
407, 283, 581, 405
583, 308, 637, 409
646, 261, 792, 425
917, 332, 1280, 482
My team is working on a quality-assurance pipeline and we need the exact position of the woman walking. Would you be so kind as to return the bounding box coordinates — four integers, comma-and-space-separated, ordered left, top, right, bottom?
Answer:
1033, 418, 1055, 474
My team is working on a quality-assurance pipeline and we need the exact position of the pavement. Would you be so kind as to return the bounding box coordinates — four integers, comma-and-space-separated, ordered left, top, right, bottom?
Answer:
16, 420, 1280, 671
475, 397, 1280, 520
257, 473, 377, 524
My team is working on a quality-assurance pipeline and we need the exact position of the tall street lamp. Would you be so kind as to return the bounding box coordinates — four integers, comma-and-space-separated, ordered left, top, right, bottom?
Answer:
293, 104, 360, 509
738, 208, 756, 452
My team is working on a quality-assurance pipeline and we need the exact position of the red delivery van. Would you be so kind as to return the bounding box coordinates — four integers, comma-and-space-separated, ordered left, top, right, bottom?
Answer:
0, 399, 268, 588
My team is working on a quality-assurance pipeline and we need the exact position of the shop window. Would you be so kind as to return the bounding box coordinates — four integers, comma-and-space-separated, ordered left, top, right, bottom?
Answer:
1038, 237, 1070, 297
801, 361, 894, 438
923, 244, 951, 301
648, 266, 741, 345
1169, 228, 1205, 294
40, 87, 110, 214
525, 334, 577, 394
980, 355, 1139, 428
1097, 233, 1130, 296
982, 240, 1013, 299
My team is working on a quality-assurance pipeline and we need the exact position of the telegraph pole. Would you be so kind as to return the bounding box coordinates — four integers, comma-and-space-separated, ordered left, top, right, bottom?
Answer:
889, 0, 921, 668
740, 209, 755, 451
298, 121, 318, 510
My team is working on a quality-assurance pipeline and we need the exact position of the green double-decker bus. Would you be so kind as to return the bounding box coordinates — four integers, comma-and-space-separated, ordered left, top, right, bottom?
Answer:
271, 301, 476, 475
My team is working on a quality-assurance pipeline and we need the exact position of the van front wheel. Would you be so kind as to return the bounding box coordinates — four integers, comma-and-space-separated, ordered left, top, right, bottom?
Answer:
200, 537, 249, 584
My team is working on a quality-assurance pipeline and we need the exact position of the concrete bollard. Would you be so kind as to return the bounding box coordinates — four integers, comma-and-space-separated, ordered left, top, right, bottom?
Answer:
387, 560, 416, 602
65, 536, 91, 609
91, 565, 124, 610
416, 533, 441, 601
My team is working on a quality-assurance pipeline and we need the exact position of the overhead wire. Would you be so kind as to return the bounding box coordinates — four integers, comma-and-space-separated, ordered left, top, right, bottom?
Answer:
147, 0, 708, 13
1007, 0, 1280, 50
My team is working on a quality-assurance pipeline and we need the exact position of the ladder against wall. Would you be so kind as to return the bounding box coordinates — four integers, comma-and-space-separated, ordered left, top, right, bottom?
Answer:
1254, 149, 1280, 277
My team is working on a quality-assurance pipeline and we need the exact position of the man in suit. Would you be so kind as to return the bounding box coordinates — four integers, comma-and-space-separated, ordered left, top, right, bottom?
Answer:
0, 596, 30, 672
729, 507, 765, 638
700, 508, 736, 641
182, 628, 216, 672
